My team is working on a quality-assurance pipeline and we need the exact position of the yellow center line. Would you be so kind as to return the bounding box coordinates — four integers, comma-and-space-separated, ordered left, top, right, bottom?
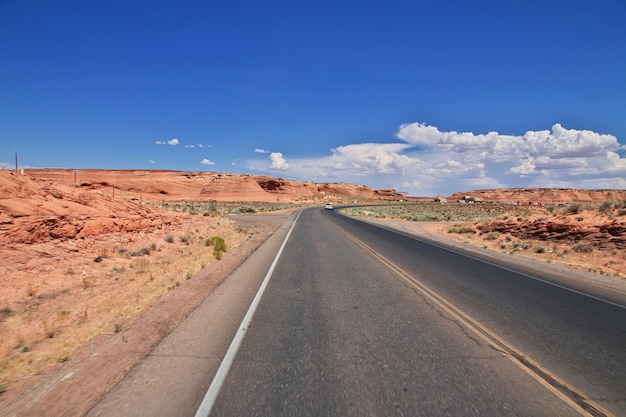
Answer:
343, 230, 614, 417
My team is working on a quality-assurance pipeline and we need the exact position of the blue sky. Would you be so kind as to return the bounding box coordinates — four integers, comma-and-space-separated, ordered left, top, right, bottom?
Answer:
1, 0, 625, 196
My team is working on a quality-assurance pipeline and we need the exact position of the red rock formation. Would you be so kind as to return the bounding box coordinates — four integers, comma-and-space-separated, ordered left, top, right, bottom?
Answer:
24, 169, 406, 202
0, 171, 183, 245
448, 188, 626, 204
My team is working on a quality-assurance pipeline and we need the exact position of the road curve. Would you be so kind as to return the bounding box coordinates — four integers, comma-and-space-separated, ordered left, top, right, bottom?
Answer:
89, 207, 626, 417
206, 208, 625, 416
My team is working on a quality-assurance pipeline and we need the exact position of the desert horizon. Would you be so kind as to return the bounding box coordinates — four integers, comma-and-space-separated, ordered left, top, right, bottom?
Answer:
1, 167, 625, 415
7, 167, 626, 202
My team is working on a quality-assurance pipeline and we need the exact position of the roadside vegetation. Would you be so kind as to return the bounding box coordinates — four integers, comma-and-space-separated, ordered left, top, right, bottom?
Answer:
0, 218, 246, 390
146, 200, 304, 215
345, 201, 626, 279
343, 202, 515, 222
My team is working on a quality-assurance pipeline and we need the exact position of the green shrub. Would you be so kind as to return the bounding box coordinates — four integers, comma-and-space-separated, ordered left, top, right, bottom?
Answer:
448, 225, 477, 234
483, 232, 500, 241
206, 236, 227, 260
205, 236, 225, 249
130, 247, 151, 257
233, 205, 257, 214
568, 203, 583, 214
599, 200, 615, 213
573, 243, 593, 253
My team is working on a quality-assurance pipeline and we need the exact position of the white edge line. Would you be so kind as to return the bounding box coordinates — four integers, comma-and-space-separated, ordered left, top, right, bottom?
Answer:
194, 210, 303, 417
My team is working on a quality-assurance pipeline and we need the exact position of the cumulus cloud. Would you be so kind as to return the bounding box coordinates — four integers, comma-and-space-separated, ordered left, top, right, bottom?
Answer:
396, 122, 621, 161
245, 123, 624, 196
330, 143, 414, 174
395, 122, 624, 181
397, 123, 446, 147
255, 148, 269, 154
269, 152, 289, 170
200, 158, 215, 166
156, 138, 179, 146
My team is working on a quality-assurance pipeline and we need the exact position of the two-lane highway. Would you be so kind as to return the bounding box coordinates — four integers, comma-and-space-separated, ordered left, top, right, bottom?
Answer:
203, 208, 625, 416
88, 207, 625, 417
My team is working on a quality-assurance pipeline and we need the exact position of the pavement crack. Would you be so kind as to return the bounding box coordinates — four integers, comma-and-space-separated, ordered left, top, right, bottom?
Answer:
405, 280, 487, 349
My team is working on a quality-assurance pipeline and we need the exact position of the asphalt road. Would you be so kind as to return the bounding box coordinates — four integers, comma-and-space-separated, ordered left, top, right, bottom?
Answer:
88, 207, 626, 417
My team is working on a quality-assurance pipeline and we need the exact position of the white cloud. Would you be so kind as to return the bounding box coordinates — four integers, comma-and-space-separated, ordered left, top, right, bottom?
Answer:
156, 138, 179, 146
269, 152, 289, 170
255, 148, 269, 154
201, 158, 215, 166
185, 144, 195, 148
330, 143, 414, 175
148, 160, 155, 164
397, 122, 446, 147
198, 144, 203, 148
244, 123, 624, 196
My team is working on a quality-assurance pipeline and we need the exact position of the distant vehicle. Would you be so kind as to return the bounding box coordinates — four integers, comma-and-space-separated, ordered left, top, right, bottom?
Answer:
324, 203, 333, 210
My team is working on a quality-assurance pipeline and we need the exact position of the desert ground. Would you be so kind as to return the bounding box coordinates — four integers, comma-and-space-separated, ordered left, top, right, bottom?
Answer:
1, 169, 625, 415
344, 200, 626, 279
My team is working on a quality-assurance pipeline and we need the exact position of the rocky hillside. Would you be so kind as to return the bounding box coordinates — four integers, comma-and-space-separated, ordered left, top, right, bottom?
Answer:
24, 169, 407, 202
0, 171, 184, 245
448, 188, 626, 204
476, 213, 626, 250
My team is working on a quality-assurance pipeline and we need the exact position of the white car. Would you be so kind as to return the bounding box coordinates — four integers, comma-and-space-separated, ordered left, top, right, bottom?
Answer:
324, 203, 333, 210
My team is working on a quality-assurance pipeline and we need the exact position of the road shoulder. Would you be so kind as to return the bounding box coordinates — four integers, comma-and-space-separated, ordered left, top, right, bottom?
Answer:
0, 213, 293, 417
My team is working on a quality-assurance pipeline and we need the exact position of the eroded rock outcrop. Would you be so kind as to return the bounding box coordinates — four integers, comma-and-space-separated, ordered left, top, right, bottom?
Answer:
0, 172, 183, 245
477, 218, 626, 249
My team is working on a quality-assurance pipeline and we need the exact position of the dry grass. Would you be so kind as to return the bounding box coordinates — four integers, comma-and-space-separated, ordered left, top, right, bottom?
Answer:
0, 216, 246, 388
456, 230, 626, 279
346, 202, 626, 279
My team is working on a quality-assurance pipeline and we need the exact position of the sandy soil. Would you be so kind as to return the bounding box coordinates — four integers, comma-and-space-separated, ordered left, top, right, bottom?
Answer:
0, 212, 287, 417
